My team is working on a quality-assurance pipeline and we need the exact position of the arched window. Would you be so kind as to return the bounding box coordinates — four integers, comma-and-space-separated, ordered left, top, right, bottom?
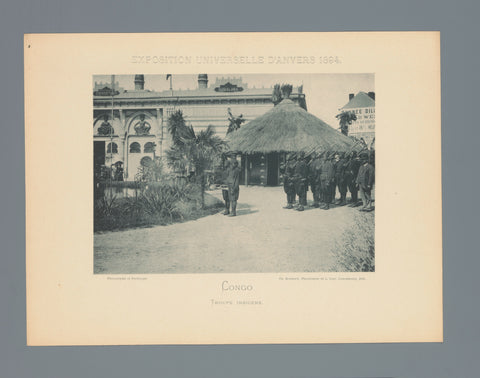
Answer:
144, 142, 156, 153
130, 142, 141, 153
140, 156, 153, 167
107, 142, 118, 154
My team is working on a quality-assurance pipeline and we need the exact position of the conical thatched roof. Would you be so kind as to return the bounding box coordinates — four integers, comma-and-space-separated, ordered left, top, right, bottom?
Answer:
227, 99, 356, 155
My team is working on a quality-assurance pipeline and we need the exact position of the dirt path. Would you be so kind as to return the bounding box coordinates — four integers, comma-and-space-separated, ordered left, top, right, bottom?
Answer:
94, 186, 374, 273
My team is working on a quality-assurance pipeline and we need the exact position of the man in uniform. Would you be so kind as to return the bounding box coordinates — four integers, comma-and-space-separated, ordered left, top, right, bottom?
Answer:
356, 152, 375, 211
320, 153, 336, 210
293, 152, 308, 211
281, 153, 296, 209
334, 152, 348, 205
329, 152, 337, 204
318, 152, 326, 204
345, 151, 361, 206
226, 159, 241, 216
309, 153, 323, 208
221, 158, 231, 215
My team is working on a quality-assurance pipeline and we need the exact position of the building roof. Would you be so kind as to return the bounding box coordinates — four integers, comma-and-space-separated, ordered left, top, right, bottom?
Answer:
110, 87, 276, 99
94, 82, 303, 100
227, 99, 356, 155
341, 91, 375, 109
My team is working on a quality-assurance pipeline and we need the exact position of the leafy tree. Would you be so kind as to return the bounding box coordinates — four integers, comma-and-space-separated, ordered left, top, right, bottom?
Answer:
336, 110, 357, 136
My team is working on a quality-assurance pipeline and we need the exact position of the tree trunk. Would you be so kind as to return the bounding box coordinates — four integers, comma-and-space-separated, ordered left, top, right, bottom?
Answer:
200, 173, 205, 209
200, 185, 205, 209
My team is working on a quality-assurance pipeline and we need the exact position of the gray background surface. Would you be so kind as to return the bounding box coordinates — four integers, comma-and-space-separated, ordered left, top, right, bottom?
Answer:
1, 0, 478, 377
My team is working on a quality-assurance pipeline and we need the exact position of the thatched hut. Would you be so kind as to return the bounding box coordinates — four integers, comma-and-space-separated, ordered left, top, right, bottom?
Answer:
227, 98, 358, 186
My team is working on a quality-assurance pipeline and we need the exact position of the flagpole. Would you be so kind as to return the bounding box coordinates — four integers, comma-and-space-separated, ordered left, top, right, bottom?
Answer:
110, 75, 115, 194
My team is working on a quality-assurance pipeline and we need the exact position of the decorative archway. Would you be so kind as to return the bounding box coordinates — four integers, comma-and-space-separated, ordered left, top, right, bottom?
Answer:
126, 111, 157, 136
95, 114, 115, 136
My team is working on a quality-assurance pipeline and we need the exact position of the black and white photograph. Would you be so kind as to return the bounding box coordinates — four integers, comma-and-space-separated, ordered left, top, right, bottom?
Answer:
93, 73, 375, 274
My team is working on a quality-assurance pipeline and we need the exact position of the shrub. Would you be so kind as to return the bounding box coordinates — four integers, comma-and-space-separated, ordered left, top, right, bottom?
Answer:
94, 180, 218, 232
140, 185, 179, 221
95, 194, 117, 217
106, 181, 145, 189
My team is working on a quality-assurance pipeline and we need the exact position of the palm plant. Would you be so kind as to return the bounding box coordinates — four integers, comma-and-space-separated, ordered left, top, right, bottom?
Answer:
226, 108, 245, 135
335, 110, 357, 136
166, 144, 190, 174
167, 110, 194, 145
181, 126, 226, 208
272, 84, 282, 105
280, 84, 293, 99
166, 111, 227, 208
272, 83, 293, 105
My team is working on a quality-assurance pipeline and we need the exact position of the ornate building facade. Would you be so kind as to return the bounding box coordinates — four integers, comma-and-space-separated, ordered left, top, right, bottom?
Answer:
93, 74, 306, 180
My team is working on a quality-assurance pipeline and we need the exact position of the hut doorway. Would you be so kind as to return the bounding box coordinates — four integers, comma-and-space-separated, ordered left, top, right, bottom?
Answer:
240, 153, 280, 186
240, 154, 264, 186
266, 152, 279, 186
248, 154, 263, 185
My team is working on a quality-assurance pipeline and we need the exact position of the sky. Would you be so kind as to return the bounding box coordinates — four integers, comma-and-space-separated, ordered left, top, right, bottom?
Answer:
93, 74, 374, 128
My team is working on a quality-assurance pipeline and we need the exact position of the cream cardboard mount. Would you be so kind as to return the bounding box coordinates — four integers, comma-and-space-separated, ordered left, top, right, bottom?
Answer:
25, 32, 442, 345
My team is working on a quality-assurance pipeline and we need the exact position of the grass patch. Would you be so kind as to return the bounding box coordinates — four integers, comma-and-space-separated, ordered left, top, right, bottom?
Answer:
330, 211, 375, 272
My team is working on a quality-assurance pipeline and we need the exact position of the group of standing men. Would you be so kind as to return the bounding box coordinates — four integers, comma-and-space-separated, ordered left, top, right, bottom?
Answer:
282, 150, 375, 211
219, 151, 374, 217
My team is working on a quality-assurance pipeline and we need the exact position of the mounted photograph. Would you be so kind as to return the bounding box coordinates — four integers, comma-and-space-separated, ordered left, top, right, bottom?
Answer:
26, 32, 441, 345
93, 73, 376, 274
